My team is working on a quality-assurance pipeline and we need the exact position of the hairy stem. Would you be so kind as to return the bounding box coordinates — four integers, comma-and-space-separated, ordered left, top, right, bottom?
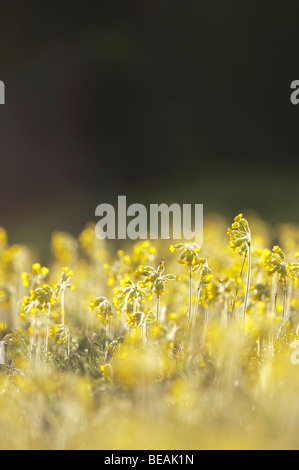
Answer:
230, 253, 246, 319
282, 278, 287, 321
188, 267, 192, 326
201, 306, 209, 351
242, 243, 251, 336
61, 289, 65, 326
45, 304, 51, 354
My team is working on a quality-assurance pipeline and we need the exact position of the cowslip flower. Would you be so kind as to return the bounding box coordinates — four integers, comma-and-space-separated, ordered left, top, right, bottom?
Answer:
169, 242, 205, 326
228, 214, 252, 336
141, 262, 178, 298
287, 252, 299, 281
22, 263, 49, 289
264, 245, 288, 320
264, 246, 288, 280
227, 214, 251, 255
141, 262, 178, 324
169, 242, 204, 270
89, 296, 113, 324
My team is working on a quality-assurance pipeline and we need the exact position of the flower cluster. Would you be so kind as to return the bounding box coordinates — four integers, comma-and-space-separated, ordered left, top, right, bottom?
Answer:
141, 262, 178, 297
21, 263, 49, 289
169, 242, 203, 271
287, 252, 299, 281
227, 213, 251, 255
19, 264, 75, 353
2, 212, 299, 449
89, 296, 113, 324
264, 246, 288, 280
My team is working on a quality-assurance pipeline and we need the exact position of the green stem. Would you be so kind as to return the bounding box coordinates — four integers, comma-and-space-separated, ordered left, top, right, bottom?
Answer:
242, 243, 251, 336
188, 267, 192, 326
67, 330, 71, 360
201, 306, 209, 350
61, 289, 65, 326
45, 304, 51, 354
230, 252, 246, 319
30, 316, 36, 356
190, 291, 198, 349
105, 319, 109, 361
282, 278, 287, 321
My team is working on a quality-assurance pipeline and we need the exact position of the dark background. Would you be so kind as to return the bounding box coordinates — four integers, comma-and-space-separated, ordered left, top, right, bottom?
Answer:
0, 0, 299, 256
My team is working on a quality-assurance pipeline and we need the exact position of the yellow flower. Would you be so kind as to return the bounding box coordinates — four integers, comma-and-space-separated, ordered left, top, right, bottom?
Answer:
264, 245, 288, 279
227, 214, 251, 255
21, 272, 30, 287
0, 227, 7, 248
234, 213, 243, 222
32, 263, 41, 275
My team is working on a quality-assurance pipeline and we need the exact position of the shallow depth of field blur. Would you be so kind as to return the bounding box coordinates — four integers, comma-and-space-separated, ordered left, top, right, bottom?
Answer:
1, 211, 299, 450
2, 0, 299, 451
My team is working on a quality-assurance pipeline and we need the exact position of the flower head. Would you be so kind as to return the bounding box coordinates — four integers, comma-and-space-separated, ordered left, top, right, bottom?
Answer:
141, 262, 177, 297
264, 246, 288, 279
227, 214, 251, 255
169, 242, 204, 271
22, 263, 49, 288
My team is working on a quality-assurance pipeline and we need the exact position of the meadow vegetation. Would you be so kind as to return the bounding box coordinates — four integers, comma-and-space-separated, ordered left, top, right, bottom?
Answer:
1, 213, 299, 449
